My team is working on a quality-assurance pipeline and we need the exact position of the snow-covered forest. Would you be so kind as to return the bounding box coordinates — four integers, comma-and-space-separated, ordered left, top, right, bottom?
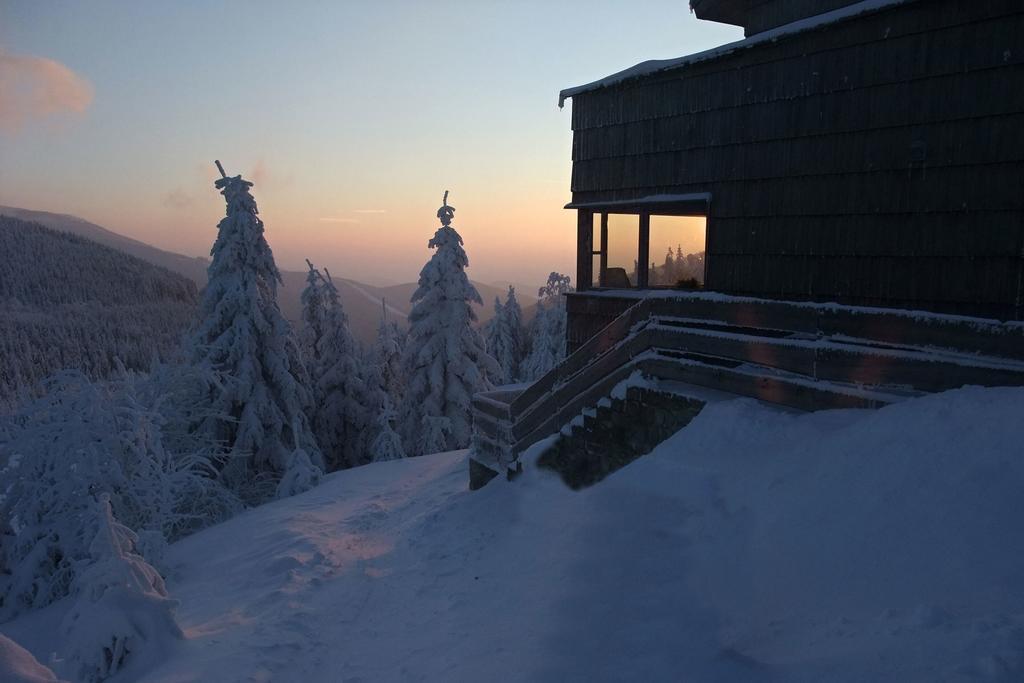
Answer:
0, 216, 197, 407
0, 177, 573, 681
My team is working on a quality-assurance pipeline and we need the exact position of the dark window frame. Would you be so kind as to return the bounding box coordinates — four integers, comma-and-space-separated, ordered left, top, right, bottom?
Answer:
575, 202, 709, 291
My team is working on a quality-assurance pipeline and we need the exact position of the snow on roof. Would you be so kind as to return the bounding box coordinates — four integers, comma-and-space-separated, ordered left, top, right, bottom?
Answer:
558, 0, 916, 107
564, 192, 711, 210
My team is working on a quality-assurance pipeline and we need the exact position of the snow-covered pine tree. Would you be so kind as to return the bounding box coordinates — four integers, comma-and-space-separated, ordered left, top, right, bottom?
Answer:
483, 296, 506, 380
374, 300, 406, 408
519, 272, 574, 382
484, 286, 526, 385
359, 305, 407, 463
398, 191, 499, 454
313, 268, 370, 470
501, 286, 525, 381
188, 162, 322, 499
299, 259, 326, 376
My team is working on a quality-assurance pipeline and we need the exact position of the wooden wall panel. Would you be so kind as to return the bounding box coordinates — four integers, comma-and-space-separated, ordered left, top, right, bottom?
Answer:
566, 0, 1024, 319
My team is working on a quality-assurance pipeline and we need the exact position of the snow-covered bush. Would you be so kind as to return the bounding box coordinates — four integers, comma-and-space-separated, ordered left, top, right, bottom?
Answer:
276, 447, 323, 498
418, 415, 452, 457
58, 494, 182, 683
398, 193, 499, 454
0, 370, 239, 620
368, 399, 406, 462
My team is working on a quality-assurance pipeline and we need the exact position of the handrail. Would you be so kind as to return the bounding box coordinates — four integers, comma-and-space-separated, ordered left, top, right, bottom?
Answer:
478, 291, 1024, 469
510, 297, 655, 417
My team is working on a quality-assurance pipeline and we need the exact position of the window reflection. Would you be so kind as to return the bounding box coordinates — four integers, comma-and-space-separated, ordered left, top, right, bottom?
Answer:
606, 214, 639, 288
650, 215, 706, 288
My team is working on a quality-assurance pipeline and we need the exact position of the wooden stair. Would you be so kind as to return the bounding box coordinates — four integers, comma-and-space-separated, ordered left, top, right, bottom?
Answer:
469, 293, 1024, 489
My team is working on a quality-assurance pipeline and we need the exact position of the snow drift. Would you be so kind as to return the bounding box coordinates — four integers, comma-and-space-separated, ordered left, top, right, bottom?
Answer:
0, 634, 60, 682
2, 385, 1022, 681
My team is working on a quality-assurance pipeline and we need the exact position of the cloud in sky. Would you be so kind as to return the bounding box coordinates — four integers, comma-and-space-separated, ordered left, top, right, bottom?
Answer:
249, 159, 270, 187
163, 188, 192, 209
0, 49, 93, 133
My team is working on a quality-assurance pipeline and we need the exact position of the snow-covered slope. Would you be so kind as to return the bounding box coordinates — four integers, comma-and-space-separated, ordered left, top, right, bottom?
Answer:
4, 386, 1022, 681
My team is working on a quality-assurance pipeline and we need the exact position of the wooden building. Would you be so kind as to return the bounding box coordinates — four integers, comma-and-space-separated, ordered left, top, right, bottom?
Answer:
560, 0, 1024, 325
467, 0, 1024, 489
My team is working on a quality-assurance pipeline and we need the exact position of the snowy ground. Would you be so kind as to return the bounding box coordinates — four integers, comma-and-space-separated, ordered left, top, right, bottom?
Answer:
4, 386, 1024, 682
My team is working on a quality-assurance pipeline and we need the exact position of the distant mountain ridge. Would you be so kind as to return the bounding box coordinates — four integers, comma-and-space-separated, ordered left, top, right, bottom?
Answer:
0, 205, 532, 344
0, 205, 211, 285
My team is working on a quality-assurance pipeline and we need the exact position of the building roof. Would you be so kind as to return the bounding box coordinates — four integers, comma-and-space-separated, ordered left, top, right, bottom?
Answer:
558, 0, 913, 107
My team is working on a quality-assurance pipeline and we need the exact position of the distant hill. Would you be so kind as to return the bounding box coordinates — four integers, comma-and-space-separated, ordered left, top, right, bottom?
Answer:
0, 215, 197, 405
0, 206, 536, 344
0, 205, 210, 285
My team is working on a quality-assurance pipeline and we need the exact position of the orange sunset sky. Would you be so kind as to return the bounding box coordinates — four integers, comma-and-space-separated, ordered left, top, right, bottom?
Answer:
0, 2, 740, 286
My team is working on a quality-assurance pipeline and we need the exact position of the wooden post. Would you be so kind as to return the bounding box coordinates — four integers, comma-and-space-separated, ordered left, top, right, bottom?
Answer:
599, 212, 608, 288
702, 214, 712, 289
577, 210, 593, 291
638, 212, 650, 288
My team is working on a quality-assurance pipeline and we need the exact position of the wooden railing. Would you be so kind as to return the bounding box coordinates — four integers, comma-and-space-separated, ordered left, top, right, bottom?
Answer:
471, 292, 1024, 474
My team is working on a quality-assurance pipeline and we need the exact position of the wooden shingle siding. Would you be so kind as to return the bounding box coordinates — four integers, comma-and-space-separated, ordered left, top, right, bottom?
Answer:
567, 0, 1024, 319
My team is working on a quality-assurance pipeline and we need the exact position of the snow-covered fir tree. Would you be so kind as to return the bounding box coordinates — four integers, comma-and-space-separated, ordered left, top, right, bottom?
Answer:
484, 296, 506, 376
373, 301, 406, 409
398, 192, 499, 455
298, 259, 326, 375
188, 165, 322, 500
519, 272, 574, 382
485, 286, 526, 384
313, 269, 371, 470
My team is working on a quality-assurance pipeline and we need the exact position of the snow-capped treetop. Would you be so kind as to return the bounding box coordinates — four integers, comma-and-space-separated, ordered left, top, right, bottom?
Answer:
436, 190, 455, 227
537, 272, 573, 301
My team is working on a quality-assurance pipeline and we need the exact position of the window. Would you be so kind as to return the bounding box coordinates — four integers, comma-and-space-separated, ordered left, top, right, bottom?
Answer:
606, 214, 639, 288
575, 198, 709, 291
649, 215, 706, 287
